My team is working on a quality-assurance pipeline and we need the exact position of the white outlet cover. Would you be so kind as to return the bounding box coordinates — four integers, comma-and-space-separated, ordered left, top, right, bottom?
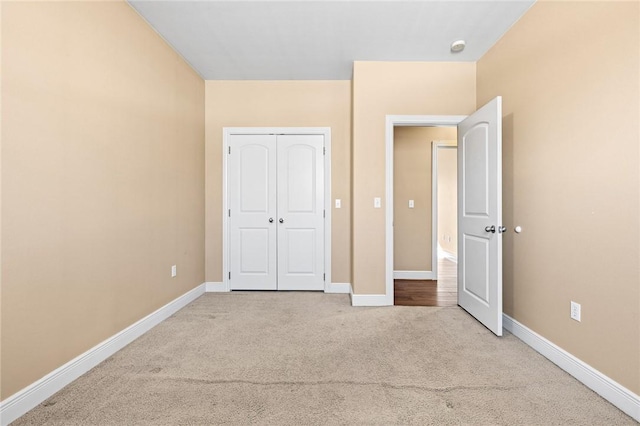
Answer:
335, 199, 341, 208
171, 265, 177, 278
409, 200, 414, 208
570, 301, 581, 322
374, 197, 381, 208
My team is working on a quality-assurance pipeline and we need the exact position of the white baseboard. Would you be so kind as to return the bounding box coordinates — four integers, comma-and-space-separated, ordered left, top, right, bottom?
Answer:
349, 287, 392, 307
205, 281, 228, 292
0, 284, 206, 426
393, 270, 435, 280
503, 314, 639, 422
325, 282, 352, 294
441, 251, 458, 263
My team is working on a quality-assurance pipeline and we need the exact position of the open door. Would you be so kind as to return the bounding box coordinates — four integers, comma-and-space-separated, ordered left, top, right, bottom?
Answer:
457, 97, 503, 336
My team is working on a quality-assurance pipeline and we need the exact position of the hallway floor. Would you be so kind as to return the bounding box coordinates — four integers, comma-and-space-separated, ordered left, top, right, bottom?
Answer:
394, 258, 457, 306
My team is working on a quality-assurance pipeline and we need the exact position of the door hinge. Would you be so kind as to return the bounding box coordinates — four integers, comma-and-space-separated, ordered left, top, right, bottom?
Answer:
229, 272, 231, 280
323, 273, 326, 281
228, 209, 231, 217
228, 146, 231, 154
323, 147, 326, 155
323, 209, 325, 218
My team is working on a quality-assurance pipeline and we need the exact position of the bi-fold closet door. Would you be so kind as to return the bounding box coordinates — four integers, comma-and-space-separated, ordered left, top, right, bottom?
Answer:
228, 134, 325, 291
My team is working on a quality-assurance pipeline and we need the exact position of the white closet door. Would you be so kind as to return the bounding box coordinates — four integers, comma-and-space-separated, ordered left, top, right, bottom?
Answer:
228, 135, 277, 290
276, 135, 325, 290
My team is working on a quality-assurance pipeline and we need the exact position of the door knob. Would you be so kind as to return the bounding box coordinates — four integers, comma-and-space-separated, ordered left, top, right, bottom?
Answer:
498, 226, 507, 233
279, 218, 284, 223
269, 218, 274, 223
485, 225, 496, 233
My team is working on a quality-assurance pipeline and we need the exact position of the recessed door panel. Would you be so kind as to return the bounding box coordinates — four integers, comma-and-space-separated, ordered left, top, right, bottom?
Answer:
240, 145, 270, 213
286, 145, 316, 213
239, 228, 271, 274
284, 229, 316, 274
462, 235, 489, 304
463, 124, 489, 217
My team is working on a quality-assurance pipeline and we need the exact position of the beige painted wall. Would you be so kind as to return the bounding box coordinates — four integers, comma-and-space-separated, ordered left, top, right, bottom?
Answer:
394, 127, 456, 271
205, 81, 351, 284
352, 62, 475, 294
1, 1, 205, 399
477, 1, 639, 393
436, 145, 457, 256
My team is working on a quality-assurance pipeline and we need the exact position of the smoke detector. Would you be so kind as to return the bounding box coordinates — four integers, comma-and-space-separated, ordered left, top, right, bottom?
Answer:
450, 40, 466, 53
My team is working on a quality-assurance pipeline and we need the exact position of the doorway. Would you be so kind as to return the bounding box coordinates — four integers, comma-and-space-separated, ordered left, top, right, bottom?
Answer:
392, 127, 458, 306
384, 115, 465, 306
385, 98, 504, 336
222, 127, 332, 292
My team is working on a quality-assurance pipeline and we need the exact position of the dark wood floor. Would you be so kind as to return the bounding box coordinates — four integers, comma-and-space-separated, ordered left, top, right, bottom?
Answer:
394, 258, 457, 307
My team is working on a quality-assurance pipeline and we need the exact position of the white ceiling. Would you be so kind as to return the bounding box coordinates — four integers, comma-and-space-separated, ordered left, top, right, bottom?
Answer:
128, 0, 535, 80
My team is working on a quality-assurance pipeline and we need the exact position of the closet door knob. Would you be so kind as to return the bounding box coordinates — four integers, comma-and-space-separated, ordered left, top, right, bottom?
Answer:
269, 218, 274, 223
279, 218, 284, 223
485, 225, 496, 233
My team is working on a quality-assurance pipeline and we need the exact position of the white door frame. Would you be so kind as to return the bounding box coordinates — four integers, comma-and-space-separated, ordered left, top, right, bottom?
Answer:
223, 127, 332, 292
432, 140, 458, 268
385, 116, 466, 305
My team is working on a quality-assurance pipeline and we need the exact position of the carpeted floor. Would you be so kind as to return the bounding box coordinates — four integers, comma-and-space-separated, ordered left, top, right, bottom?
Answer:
14, 292, 635, 425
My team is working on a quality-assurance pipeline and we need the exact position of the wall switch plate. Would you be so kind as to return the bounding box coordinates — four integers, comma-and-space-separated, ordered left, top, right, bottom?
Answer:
335, 199, 341, 208
374, 197, 381, 208
409, 200, 414, 208
171, 265, 177, 278
570, 301, 581, 322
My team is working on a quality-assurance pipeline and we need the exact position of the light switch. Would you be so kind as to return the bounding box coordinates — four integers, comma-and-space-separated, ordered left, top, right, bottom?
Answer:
409, 200, 414, 208
374, 197, 381, 208
335, 199, 341, 208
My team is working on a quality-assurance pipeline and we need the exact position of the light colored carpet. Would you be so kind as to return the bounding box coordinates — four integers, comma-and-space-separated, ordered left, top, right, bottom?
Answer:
14, 292, 635, 425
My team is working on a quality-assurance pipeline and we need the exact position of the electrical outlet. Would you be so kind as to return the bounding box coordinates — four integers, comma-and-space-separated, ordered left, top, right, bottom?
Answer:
409, 199, 414, 208
570, 301, 581, 322
335, 199, 341, 208
374, 197, 381, 208
171, 265, 177, 278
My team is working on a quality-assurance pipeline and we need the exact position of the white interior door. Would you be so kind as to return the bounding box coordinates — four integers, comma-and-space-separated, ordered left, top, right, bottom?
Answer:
228, 135, 277, 290
228, 132, 325, 291
457, 97, 503, 336
276, 135, 325, 290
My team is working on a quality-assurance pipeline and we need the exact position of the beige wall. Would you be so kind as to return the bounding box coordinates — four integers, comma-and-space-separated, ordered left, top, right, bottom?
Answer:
352, 62, 475, 294
394, 127, 456, 271
1, 1, 205, 399
477, 1, 639, 393
205, 81, 351, 284
436, 145, 457, 256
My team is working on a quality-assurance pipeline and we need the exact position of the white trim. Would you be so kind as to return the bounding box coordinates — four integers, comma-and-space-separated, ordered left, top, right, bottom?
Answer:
350, 293, 391, 307
431, 140, 457, 279
439, 249, 458, 263
385, 116, 466, 306
205, 282, 228, 292
222, 127, 331, 292
393, 270, 435, 280
503, 314, 640, 422
0, 284, 206, 426
325, 282, 352, 294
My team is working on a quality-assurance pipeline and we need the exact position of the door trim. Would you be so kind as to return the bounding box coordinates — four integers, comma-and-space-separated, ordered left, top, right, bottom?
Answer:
384, 116, 466, 305
222, 127, 332, 292
432, 140, 458, 270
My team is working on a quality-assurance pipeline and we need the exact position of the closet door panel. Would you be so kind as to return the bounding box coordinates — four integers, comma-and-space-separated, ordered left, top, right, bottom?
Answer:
228, 135, 277, 290
276, 135, 325, 291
